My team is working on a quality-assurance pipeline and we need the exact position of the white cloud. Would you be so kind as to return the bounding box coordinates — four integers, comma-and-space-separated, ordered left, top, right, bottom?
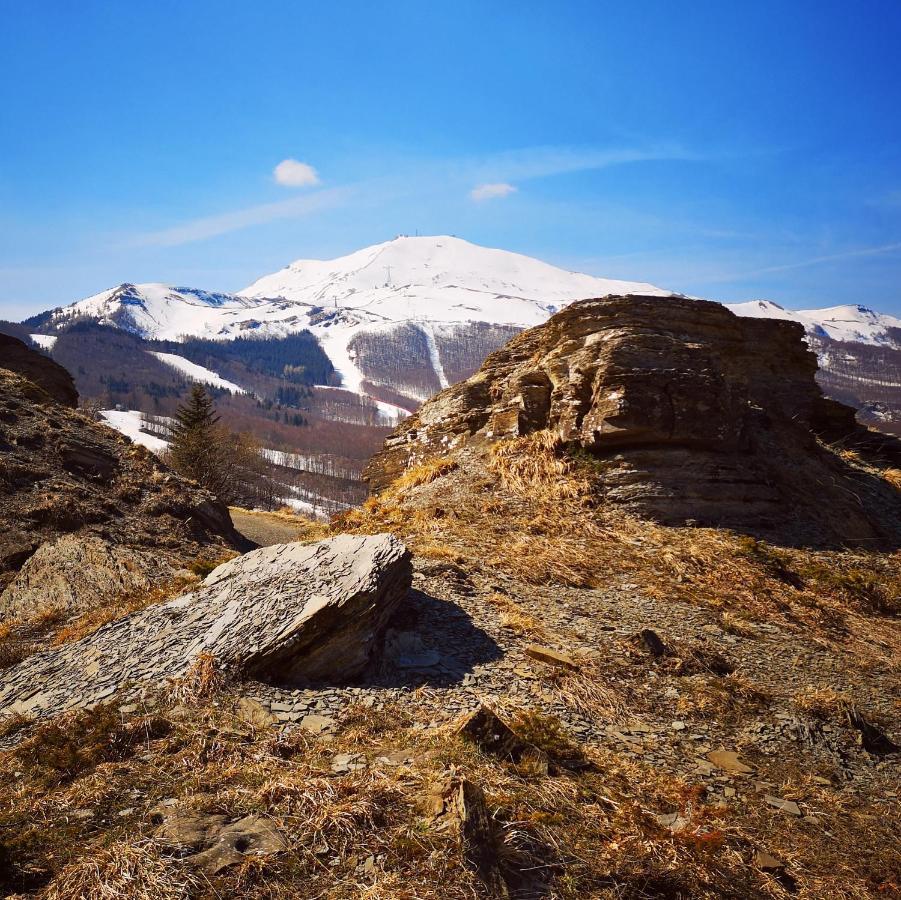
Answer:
273, 158, 320, 188
470, 182, 517, 202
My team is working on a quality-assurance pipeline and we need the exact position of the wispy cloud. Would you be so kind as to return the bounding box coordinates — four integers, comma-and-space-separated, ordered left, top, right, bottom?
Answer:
464, 143, 699, 183
128, 187, 351, 247
701, 240, 901, 283
470, 182, 517, 202
273, 158, 320, 187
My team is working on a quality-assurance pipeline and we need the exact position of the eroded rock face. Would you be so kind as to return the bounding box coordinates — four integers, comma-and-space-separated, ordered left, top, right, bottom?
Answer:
0, 534, 412, 722
0, 344, 245, 616
365, 296, 901, 545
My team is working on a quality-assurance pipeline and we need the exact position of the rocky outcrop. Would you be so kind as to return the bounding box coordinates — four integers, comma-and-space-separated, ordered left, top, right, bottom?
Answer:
0, 343, 245, 617
366, 296, 901, 545
0, 333, 77, 407
0, 534, 412, 722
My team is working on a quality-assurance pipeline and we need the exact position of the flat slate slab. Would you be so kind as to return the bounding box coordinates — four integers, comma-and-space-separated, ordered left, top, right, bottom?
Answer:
0, 534, 411, 723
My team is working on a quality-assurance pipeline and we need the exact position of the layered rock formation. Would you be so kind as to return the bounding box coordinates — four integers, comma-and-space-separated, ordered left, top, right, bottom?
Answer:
0, 534, 412, 722
0, 337, 244, 617
366, 296, 901, 545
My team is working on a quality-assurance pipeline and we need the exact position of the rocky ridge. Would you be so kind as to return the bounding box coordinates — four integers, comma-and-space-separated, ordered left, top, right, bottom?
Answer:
366, 295, 901, 546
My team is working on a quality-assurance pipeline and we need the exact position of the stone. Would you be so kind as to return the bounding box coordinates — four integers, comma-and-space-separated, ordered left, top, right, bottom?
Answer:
155, 811, 286, 874
846, 709, 900, 756
0, 534, 412, 723
656, 811, 689, 833
706, 750, 755, 774
301, 714, 336, 735
0, 333, 77, 407
764, 795, 802, 816
639, 629, 669, 657
376, 748, 417, 767
425, 775, 509, 898
456, 704, 549, 775
364, 295, 901, 544
523, 645, 579, 670
0, 345, 245, 618
754, 850, 786, 871
1, 535, 162, 620
331, 753, 366, 774
235, 697, 278, 729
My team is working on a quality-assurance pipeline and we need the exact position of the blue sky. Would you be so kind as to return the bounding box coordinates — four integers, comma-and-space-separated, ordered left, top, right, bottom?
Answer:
2, 0, 901, 319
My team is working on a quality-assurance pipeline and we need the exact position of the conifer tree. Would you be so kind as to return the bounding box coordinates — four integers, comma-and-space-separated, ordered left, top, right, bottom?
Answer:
167, 385, 228, 497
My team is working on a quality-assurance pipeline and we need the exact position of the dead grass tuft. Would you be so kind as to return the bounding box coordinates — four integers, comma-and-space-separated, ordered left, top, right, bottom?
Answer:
43, 839, 200, 900
12, 703, 169, 783
794, 686, 853, 721
488, 431, 590, 501
393, 456, 459, 492
167, 652, 225, 704
485, 592, 548, 638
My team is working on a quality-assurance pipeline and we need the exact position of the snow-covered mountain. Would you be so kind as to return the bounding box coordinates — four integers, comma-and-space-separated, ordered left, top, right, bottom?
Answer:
34, 236, 674, 406
723, 299, 901, 347
27, 235, 901, 412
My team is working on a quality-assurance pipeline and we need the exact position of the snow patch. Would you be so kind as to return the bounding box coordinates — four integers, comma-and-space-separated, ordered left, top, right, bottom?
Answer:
29, 334, 57, 350
100, 409, 169, 452
148, 352, 247, 393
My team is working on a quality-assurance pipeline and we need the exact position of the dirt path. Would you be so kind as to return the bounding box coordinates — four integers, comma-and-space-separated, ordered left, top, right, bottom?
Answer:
228, 507, 324, 548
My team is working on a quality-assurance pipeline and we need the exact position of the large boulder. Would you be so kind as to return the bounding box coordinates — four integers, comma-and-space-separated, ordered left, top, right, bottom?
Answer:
365, 296, 901, 545
0, 534, 412, 722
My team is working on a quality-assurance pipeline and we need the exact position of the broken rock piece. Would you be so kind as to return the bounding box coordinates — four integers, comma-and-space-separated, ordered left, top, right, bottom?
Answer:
524, 645, 579, 670
156, 812, 286, 874
457, 704, 549, 775
706, 750, 755, 774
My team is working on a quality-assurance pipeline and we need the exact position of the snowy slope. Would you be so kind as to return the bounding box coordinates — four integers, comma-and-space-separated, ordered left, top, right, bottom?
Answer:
99, 410, 169, 453
36, 236, 674, 401
724, 300, 901, 346
239, 234, 672, 325
44, 283, 263, 340
148, 352, 247, 393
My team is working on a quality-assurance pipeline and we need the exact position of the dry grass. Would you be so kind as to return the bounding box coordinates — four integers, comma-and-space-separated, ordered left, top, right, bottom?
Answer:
487, 431, 590, 501
485, 592, 548, 639
794, 686, 853, 721
340, 429, 901, 676
0, 689, 897, 898
392, 456, 459, 492
166, 652, 226, 705
43, 840, 200, 900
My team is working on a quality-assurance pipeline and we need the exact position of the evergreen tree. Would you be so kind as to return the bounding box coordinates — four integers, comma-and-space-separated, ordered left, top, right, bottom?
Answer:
165, 384, 287, 509
167, 385, 228, 497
